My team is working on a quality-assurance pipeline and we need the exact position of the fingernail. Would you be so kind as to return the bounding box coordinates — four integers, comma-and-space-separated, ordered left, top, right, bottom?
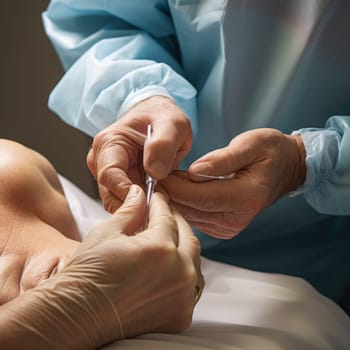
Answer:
150, 160, 168, 178
126, 184, 140, 200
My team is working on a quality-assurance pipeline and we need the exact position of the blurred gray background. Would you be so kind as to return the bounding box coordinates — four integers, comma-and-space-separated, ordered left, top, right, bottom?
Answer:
1, 1, 97, 197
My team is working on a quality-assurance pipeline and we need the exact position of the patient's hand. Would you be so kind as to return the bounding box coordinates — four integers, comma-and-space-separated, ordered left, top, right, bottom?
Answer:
0, 139, 80, 304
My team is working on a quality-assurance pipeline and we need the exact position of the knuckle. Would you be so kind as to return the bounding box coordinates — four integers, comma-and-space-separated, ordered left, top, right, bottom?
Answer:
93, 127, 111, 145
156, 242, 178, 259
173, 111, 191, 128
183, 265, 197, 286
190, 235, 201, 256
140, 240, 177, 265
97, 165, 113, 186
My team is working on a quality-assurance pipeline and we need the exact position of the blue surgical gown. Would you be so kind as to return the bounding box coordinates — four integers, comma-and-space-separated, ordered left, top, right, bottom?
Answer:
43, 0, 350, 305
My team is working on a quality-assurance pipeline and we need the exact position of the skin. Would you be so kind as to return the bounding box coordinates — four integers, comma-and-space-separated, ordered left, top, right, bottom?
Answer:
87, 95, 192, 213
0, 139, 203, 349
0, 186, 203, 349
161, 128, 306, 238
0, 139, 80, 303
87, 96, 306, 238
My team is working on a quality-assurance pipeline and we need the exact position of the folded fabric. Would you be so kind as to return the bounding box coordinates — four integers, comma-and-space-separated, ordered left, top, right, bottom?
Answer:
59, 175, 350, 350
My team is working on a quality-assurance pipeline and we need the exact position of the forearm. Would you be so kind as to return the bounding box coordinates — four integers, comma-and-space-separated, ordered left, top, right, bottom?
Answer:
43, 0, 197, 137
0, 273, 120, 350
43, 0, 174, 71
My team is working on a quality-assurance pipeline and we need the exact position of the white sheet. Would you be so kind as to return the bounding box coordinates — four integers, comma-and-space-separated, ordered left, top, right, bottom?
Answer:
60, 176, 350, 350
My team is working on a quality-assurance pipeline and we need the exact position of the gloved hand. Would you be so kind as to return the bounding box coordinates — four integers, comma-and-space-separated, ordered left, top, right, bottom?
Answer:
0, 185, 203, 349
160, 128, 306, 238
87, 95, 192, 213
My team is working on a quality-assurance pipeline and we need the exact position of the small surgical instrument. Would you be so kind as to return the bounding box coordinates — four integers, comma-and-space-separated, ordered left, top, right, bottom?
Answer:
172, 169, 235, 180
144, 125, 157, 228
191, 173, 235, 180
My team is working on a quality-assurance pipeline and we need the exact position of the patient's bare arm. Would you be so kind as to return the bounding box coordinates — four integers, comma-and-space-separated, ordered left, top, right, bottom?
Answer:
0, 139, 80, 304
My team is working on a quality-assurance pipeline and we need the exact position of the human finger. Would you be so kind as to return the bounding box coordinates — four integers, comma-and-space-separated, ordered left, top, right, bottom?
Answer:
170, 201, 246, 237
190, 220, 236, 239
144, 116, 192, 180
145, 192, 178, 246
96, 145, 133, 202
97, 159, 146, 213
188, 130, 263, 178
97, 184, 123, 213
173, 210, 201, 264
162, 173, 262, 212
173, 210, 205, 303
86, 185, 146, 241
91, 125, 145, 203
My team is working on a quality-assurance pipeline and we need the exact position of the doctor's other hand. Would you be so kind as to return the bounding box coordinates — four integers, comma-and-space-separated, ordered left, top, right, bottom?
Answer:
1, 184, 203, 349
87, 95, 192, 213
160, 128, 306, 239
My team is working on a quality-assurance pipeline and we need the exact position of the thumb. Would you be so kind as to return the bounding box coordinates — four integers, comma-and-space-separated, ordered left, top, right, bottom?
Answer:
189, 134, 257, 179
188, 146, 238, 180
87, 185, 146, 241
109, 184, 147, 235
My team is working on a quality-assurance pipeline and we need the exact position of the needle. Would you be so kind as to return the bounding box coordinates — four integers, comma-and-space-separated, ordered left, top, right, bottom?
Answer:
171, 169, 235, 180
191, 173, 235, 180
144, 125, 157, 229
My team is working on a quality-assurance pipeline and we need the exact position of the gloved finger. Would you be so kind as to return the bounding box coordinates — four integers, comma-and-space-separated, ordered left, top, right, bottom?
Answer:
87, 185, 146, 241
144, 117, 192, 180
108, 184, 147, 235
145, 192, 178, 246
173, 210, 200, 262
172, 210, 205, 304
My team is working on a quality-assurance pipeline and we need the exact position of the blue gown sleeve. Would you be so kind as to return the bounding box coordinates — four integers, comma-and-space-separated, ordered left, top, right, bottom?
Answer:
42, 0, 197, 136
292, 116, 350, 215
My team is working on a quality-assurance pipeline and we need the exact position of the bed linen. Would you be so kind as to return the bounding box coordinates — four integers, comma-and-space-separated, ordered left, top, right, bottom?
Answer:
60, 176, 350, 350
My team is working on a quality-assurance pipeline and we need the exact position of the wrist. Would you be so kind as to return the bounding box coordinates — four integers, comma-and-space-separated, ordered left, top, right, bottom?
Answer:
285, 134, 307, 193
0, 271, 122, 349
117, 86, 173, 118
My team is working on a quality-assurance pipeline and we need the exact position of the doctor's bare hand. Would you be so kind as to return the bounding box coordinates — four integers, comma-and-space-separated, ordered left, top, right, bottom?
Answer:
160, 128, 306, 239
87, 96, 192, 213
